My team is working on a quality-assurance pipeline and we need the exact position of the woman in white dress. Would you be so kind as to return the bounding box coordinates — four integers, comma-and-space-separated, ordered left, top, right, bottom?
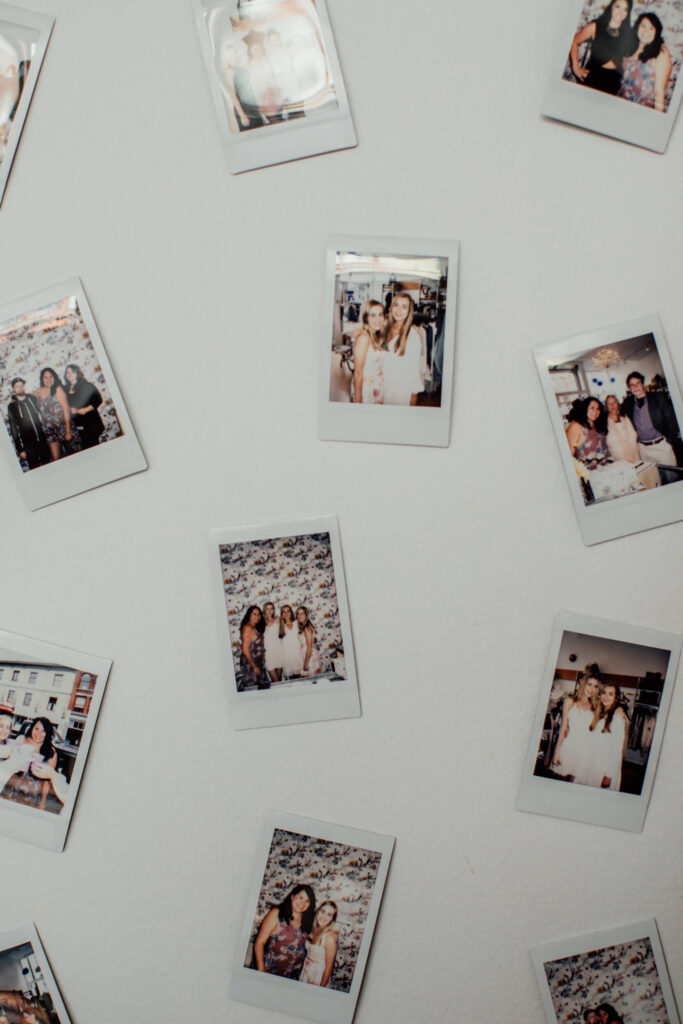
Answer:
262, 602, 283, 682
605, 394, 639, 463
353, 300, 385, 404
551, 668, 601, 785
588, 683, 629, 791
296, 606, 322, 677
301, 901, 338, 987
279, 604, 303, 678
380, 292, 425, 407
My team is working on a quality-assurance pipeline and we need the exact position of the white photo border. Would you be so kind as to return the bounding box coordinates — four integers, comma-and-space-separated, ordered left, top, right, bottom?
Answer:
531, 918, 681, 1024
318, 234, 460, 448
533, 313, 683, 546
208, 514, 360, 730
541, 0, 683, 152
0, 277, 147, 510
0, 921, 73, 1024
190, 0, 356, 174
0, 2, 54, 206
517, 611, 682, 833
0, 629, 112, 851
229, 810, 394, 1024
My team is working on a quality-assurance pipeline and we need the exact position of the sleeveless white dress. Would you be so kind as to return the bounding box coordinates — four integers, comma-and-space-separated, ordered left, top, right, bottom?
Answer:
554, 702, 595, 785
586, 712, 627, 791
264, 621, 283, 672
281, 622, 303, 676
382, 329, 424, 406
299, 627, 322, 677
301, 936, 328, 985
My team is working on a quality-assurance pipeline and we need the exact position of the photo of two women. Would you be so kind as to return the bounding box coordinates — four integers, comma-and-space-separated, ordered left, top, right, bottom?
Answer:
566, 0, 683, 113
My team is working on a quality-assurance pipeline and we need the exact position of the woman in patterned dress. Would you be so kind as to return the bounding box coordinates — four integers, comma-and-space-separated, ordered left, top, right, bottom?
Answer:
34, 367, 78, 461
619, 13, 672, 112
353, 300, 385, 404
301, 900, 338, 986
253, 884, 316, 979
565, 397, 611, 471
0, 717, 57, 810
239, 605, 267, 690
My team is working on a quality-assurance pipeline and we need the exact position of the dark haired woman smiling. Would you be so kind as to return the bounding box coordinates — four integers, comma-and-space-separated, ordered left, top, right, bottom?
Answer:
253, 884, 316, 979
619, 13, 672, 111
239, 605, 267, 690
570, 0, 635, 95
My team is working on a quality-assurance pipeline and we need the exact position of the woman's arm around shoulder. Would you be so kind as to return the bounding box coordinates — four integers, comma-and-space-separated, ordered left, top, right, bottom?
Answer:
654, 45, 672, 112
254, 908, 280, 971
566, 420, 583, 453
320, 929, 338, 988
570, 21, 596, 80
552, 697, 573, 765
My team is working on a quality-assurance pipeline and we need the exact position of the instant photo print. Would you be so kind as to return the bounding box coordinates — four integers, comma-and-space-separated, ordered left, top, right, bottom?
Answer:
531, 919, 681, 1024
0, 277, 147, 510
209, 514, 360, 730
0, 3, 53, 206
517, 611, 681, 833
230, 810, 394, 1024
534, 314, 683, 545
0, 922, 73, 1024
0, 628, 112, 851
542, 0, 683, 151
319, 235, 460, 447
191, 0, 356, 173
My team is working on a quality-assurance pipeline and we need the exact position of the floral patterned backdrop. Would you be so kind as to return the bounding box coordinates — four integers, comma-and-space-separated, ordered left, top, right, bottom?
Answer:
545, 938, 671, 1024
220, 532, 344, 682
0, 296, 123, 457
245, 828, 383, 993
563, 0, 683, 108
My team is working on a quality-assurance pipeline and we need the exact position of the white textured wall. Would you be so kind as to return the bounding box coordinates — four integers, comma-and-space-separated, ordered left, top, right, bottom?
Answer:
0, 1, 680, 1023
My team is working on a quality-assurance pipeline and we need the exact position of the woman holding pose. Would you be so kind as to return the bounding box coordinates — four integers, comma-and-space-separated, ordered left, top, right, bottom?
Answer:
605, 394, 639, 463
253, 884, 316, 979
239, 605, 267, 690
0, 717, 58, 810
380, 292, 425, 407
565, 397, 611, 471
280, 604, 303, 678
353, 300, 385, 404
262, 601, 283, 682
589, 684, 629, 790
551, 668, 601, 785
569, 0, 635, 95
296, 606, 322, 678
301, 900, 338, 987
64, 364, 104, 449
34, 367, 77, 461
619, 13, 672, 112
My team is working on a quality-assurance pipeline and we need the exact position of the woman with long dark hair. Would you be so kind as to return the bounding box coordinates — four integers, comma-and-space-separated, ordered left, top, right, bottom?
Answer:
569, 0, 635, 95
565, 397, 611, 471
619, 13, 672, 112
0, 716, 58, 810
64, 364, 105, 449
301, 900, 338, 986
380, 292, 424, 406
239, 605, 267, 690
34, 367, 78, 461
551, 667, 601, 784
353, 300, 385, 404
253, 884, 316, 979
296, 606, 322, 677
589, 683, 629, 790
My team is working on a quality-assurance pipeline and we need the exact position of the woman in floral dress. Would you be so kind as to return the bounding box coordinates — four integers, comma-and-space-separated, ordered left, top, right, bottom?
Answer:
619, 13, 672, 112
253, 884, 316, 979
34, 366, 78, 461
239, 605, 267, 690
565, 397, 611, 471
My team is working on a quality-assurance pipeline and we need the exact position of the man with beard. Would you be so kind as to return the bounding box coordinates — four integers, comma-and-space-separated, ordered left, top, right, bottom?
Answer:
7, 377, 51, 469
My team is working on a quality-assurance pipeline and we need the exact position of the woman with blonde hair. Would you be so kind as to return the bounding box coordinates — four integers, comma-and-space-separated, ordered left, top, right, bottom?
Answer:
604, 394, 639, 463
380, 292, 424, 406
279, 604, 303, 678
262, 601, 283, 682
352, 300, 385, 404
588, 683, 629, 790
296, 606, 322, 677
551, 665, 601, 785
301, 900, 338, 986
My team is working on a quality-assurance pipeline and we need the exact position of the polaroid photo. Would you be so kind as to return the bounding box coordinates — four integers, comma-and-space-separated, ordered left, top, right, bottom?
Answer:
0, 922, 73, 1024
230, 811, 394, 1024
532, 919, 680, 1024
191, 0, 356, 173
0, 278, 147, 510
517, 611, 681, 833
319, 235, 460, 448
209, 515, 360, 730
0, 3, 53, 207
542, 0, 683, 152
0, 628, 112, 851
534, 314, 683, 545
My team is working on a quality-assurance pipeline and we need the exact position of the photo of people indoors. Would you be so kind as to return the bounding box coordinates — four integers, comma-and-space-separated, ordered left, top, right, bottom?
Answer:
548, 333, 683, 505
0, 659, 98, 814
220, 533, 346, 693
544, 937, 673, 1024
565, 0, 683, 113
535, 631, 670, 796
245, 829, 382, 993
0, 296, 123, 473
329, 253, 448, 408
204, 0, 337, 134
0, 941, 63, 1024
0, 20, 37, 168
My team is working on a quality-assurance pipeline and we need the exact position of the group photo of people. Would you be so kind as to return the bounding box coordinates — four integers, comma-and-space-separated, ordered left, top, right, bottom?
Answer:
0, 939, 62, 1024
547, 332, 683, 505
534, 630, 670, 796
205, 0, 337, 134
244, 828, 383, 992
329, 252, 449, 408
543, 936, 673, 1024
0, 19, 36, 170
0, 295, 123, 473
565, 0, 683, 112
220, 532, 347, 692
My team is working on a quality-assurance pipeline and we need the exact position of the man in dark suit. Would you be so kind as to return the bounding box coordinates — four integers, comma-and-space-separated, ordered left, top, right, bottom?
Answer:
621, 371, 681, 467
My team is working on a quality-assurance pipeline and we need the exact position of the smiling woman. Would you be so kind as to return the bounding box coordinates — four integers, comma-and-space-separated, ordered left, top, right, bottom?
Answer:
253, 883, 317, 979
569, 0, 636, 94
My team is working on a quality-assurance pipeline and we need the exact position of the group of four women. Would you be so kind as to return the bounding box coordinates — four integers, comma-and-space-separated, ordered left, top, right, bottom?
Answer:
352, 292, 425, 407
253, 884, 339, 987
239, 601, 322, 690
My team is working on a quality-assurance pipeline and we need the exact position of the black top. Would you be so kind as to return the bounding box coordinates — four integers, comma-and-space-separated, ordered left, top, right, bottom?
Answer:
67, 378, 104, 445
590, 20, 634, 69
